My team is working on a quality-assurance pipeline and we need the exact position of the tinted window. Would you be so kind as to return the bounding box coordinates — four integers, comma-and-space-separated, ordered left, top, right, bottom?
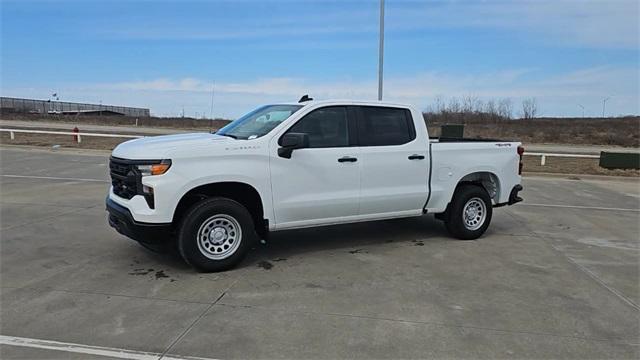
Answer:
285, 106, 349, 148
358, 107, 415, 146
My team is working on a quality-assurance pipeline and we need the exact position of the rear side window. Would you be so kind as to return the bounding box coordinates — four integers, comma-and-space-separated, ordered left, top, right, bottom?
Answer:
357, 106, 415, 146
285, 106, 349, 148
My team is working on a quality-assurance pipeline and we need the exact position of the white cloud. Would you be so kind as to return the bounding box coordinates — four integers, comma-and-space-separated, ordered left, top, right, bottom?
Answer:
6, 65, 634, 118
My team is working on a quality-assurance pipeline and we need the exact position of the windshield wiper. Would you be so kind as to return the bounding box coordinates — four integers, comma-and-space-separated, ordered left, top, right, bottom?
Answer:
217, 133, 238, 139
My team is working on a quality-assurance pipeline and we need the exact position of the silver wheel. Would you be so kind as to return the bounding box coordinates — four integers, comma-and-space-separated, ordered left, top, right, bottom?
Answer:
462, 197, 487, 231
196, 214, 242, 260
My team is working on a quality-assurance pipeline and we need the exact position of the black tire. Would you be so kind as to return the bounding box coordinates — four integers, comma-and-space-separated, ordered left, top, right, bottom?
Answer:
444, 184, 493, 240
177, 197, 256, 272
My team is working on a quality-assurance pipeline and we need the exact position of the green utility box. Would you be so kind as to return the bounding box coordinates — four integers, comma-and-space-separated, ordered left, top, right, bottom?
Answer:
599, 151, 640, 170
441, 124, 464, 138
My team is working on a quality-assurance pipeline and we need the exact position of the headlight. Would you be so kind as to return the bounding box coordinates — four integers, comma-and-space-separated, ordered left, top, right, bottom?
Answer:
135, 159, 172, 176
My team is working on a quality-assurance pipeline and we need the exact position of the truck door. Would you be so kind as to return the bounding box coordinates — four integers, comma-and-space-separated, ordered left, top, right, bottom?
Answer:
355, 106, 429, 216
269, 106, 360, 229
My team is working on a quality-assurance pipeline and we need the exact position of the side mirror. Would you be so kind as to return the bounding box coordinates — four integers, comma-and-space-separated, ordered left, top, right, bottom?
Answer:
278, 133, 309, 158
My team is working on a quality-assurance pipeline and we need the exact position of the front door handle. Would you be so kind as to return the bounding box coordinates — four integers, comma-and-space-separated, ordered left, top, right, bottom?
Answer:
408, 154, 425, 160
338, 156, 358, 163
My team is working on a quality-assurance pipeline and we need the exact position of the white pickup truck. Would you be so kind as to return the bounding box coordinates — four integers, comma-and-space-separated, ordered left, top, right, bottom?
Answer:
107, 99, 523, 272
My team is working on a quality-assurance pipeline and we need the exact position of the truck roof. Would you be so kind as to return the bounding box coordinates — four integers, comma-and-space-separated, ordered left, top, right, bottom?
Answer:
277, 99, 414, 109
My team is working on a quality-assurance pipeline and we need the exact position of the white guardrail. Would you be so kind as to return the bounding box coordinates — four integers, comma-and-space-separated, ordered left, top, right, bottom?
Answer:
0, 128, 143, 144
1, 128, 600, 166
524, 152, 600, 165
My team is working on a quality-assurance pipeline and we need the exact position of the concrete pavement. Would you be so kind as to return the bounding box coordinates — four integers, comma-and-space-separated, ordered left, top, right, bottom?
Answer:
0, 147, 638, 359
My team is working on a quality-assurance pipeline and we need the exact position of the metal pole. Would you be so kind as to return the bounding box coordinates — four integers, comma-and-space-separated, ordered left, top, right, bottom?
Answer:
377, 0, 385, 101
578, 104, 584, 118
210, 83, 215, 119
602, 97, 610, 117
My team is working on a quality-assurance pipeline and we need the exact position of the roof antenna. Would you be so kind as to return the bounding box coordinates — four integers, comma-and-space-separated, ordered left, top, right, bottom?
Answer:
298, 94, 313, 103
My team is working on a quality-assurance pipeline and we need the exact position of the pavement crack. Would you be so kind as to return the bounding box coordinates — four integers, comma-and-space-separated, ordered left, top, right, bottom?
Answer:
504, 209, 640, 312
158, 279, 239, 359
540, 234, 639, 311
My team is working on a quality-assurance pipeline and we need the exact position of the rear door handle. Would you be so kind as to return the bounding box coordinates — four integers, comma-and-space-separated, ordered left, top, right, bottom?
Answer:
408, 154, 425, 160
338, 156, 358, 163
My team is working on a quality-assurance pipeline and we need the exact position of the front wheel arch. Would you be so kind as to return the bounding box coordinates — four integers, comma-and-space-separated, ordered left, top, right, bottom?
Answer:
172, 182, 267, 239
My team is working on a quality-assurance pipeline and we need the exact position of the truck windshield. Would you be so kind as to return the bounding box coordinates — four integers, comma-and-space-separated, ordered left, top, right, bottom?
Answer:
216, 105, 303, 140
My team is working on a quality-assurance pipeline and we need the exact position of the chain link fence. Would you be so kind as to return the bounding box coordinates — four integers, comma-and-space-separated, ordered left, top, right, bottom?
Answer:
0, 97, 150, 117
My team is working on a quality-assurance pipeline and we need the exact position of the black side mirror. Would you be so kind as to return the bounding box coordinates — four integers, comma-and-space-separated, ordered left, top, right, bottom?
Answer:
278, 133, 309, 158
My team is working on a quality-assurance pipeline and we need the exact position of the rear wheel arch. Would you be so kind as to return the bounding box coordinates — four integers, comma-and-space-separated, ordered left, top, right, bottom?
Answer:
435, 171, 499, 221
457, 171, 500, 204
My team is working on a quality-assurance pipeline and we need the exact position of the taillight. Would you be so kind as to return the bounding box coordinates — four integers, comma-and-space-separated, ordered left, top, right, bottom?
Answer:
517, 146, 524, 175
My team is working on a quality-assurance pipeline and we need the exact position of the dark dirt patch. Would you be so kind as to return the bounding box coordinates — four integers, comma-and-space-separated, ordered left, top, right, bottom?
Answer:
155, 270, 170, 279
257, 260, 273, 270
349, 249, 367, 254
129, 268, 153, 275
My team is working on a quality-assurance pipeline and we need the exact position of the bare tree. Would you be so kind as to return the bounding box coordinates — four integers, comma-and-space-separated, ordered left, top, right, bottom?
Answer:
462, 95, 480, 113
448, 97, 461, 113
484, 99, 498, 121
434, 95, 446, 114
497, 98, 513, 119
521, 98, 538, 119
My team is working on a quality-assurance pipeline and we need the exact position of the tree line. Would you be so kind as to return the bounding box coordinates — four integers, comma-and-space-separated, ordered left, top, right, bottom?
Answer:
424, 96, 539, 123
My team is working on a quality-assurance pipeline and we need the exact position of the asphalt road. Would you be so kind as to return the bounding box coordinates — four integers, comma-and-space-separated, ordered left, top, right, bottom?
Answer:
1, 147, 639, 359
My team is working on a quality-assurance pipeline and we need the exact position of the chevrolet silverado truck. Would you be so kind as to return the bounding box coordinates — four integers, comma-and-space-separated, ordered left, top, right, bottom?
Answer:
107, 99, 523, 272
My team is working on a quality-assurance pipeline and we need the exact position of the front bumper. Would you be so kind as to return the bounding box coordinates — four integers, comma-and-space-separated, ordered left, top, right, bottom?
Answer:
106, 197, 172, 244
494, 184, 523, 207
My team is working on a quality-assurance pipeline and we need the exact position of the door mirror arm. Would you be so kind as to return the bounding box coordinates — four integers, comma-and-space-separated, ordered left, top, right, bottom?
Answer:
278, 133, 309, 159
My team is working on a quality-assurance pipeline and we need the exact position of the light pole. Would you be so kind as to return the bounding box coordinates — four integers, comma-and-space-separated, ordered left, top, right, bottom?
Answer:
578, 104, 584, 118
602, 97, 610, 118
377, 0, 385, 101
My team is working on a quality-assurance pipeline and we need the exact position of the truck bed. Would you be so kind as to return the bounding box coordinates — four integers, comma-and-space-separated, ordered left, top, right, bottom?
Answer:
425, 139, 521, 213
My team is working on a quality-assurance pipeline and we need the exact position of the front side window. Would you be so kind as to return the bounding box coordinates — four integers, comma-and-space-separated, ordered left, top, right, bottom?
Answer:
358, 106, 415, 146
285, 106, 349, 148
217, 104, 302, 139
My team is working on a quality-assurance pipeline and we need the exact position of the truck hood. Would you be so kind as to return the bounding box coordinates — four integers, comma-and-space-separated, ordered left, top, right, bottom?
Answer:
112, 132, 231, 159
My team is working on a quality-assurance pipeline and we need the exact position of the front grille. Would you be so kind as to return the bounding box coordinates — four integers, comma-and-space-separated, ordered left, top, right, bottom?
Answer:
109, 157, 140, 199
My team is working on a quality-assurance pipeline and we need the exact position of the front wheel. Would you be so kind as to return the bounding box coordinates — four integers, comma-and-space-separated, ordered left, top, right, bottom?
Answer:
443, 184, 493, 240
177, 197, 256, 272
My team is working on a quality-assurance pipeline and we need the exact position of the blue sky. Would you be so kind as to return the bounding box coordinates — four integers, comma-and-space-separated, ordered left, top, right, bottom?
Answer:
2, 0, 638, 118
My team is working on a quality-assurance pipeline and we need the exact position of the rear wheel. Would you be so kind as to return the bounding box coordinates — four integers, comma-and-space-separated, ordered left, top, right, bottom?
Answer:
178, 197, 256, 272
443, 184, 492, 240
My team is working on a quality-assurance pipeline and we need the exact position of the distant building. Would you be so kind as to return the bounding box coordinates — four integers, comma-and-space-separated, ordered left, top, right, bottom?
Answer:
0, 97, 150, 117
